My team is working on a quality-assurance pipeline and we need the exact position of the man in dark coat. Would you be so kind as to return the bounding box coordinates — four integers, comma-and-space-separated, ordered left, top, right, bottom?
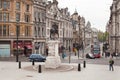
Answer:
109, 58, 114, 71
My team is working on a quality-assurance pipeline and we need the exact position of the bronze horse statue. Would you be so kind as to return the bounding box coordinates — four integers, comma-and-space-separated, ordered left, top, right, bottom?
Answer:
50, 26, 59, 40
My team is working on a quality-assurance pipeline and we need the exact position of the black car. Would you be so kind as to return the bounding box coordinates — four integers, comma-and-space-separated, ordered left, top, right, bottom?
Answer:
29, 54, 46, 62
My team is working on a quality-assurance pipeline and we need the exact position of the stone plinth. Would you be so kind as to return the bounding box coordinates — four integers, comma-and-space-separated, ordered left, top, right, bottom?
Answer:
45, 40, 61, 69
45, 56, 61, 69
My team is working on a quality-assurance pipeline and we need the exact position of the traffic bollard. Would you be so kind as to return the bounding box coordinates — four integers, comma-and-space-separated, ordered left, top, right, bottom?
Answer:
32, 60, 35, 66
38, 65, 41, 73
19, 61, 21, 69
78, 63, 81, 71
83, 60, 86, 68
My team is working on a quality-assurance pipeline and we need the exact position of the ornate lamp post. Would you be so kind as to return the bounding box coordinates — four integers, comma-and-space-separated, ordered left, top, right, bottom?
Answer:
78, 16, 81, 59
35, 26, 39, 54
16, 21, 19, 62
83, 22, 86, 68
62, 26, 65, 58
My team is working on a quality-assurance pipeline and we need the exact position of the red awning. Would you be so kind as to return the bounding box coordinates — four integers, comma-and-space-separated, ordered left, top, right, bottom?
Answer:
13, 41, 24, 49
24, 41, 32, 49
25, 45, 32, 49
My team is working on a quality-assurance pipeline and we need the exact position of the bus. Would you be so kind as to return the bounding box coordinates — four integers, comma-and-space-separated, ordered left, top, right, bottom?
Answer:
91, 44, 101, 58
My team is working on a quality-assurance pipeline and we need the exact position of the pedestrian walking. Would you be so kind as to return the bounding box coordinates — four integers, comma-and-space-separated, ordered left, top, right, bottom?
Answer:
109, 58, 114, 71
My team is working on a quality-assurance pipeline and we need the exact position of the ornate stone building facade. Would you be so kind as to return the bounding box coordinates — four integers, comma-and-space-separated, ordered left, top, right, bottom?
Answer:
46, 0, 73, 50
107, 0, 120, 54
0, 0, 33, 57
0, 0, 99, 57
71, 11, 86, 49
85, 21, 92, 46
33, 0, 46, 55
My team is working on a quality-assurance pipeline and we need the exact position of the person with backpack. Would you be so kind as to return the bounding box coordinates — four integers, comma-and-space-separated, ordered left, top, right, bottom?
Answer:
109, 58, 114, 71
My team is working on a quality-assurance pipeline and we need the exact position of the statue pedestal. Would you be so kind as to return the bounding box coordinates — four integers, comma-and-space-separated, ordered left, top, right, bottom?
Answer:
45, 40, 61, 69
45, 56, 61, 68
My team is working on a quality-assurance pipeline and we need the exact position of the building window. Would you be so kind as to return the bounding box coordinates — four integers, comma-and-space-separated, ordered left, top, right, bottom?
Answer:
38, 12, 40, 22
42, 28, 44, 37
0, 25, 2, 36
0, 13, 9, 21
3, 25, 6, 36
35, 17, 36, 21
0, 12, 2, 21
0, 0, 10, 9
7, 1, 10, 9
42, 13, 45, 22
34, 13, 36, 21
3, 13, 9, 22
25, 15, 30, 22
3, 1, 7, 9
38, 27, 40, 37
16, 2, 20, 10
3, 13, 6, 21
0, 0, 2, 8
34, 26, 37, 37
16, 13, 20, 22
60, 31, 62, 36
16, 25, 20, 36
7, 25, 9, 36
0, 25, 9, 36
47, 29, 49, 35
26, 4, 29, 12
25, 26, 30, 36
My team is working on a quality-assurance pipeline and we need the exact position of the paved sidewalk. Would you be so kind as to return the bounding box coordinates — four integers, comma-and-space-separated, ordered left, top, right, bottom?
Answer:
0, 62, 120, 80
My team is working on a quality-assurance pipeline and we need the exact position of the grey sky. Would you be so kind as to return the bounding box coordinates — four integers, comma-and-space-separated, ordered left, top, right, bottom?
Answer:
48, 0, 113, 32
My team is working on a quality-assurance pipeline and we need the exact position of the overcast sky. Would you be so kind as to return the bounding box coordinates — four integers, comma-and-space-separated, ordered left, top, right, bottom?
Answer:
48, 0, 113, 32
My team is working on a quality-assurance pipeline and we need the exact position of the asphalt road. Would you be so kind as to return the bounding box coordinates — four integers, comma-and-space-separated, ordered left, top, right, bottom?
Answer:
61, 56, 120, 66
0, 56, 120, 66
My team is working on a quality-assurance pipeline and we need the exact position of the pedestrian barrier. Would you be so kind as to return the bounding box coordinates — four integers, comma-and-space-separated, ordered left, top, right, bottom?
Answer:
83, 60, 86, 68
32, 60, 35, 66
19, 61, 21, 69
38, 65, 42, 73
78, 63, 81, 71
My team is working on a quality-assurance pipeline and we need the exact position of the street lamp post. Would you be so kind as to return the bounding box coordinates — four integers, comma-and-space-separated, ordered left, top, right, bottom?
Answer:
78, 16, 81, 59
62, 27, 65, 59
83, 26, 85, 58
35, 26, 39, 54
63, 27, 64, 48
83, 25, 86, 68
16, 22, 19, 62
115, 22, 119, 56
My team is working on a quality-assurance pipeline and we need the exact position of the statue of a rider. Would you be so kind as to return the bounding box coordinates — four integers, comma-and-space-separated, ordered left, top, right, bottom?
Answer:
50, 23, 59, 40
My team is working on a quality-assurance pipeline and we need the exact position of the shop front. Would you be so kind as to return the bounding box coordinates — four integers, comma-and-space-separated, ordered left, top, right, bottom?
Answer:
13, 41, 24, 56
13, 41, 32, 57
0, 44, 10, 57
24, 41, 32, 56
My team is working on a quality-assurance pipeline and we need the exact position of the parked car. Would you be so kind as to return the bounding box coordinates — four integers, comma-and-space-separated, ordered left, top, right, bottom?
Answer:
86, 53, 95, 59
29, 54, 46, 62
